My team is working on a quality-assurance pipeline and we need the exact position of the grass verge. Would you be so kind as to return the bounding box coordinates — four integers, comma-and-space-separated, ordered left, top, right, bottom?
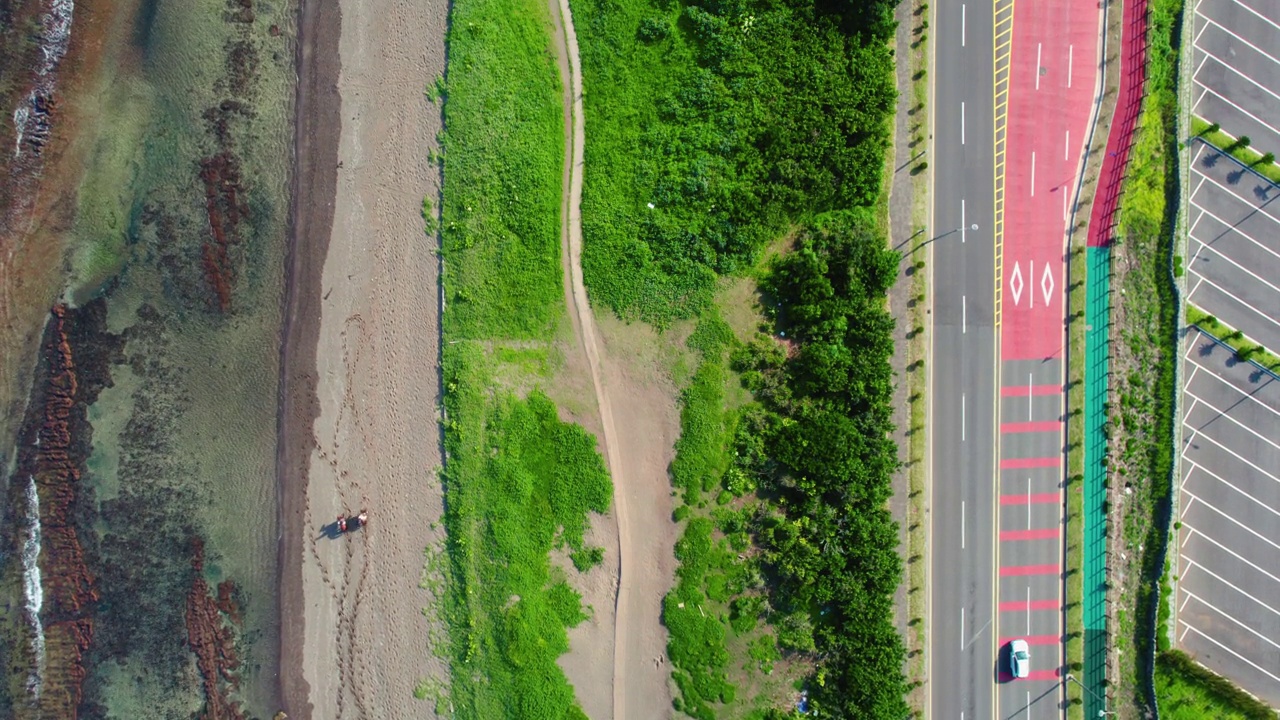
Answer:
1155, 651, 1277, 720
1189, 116, 1280, 185
1106, 0, 1183, 714
1185, 305, 1280, 372
436, 0, 615, 716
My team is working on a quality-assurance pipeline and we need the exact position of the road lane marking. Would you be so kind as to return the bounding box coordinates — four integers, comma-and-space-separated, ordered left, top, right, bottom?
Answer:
962, 198, 968, 243
1001, 457, 1060, 470
1027, 477, 1032, 528
1028, 373, 1034, 418
963, 295, 967, 333
962, 101, 966, 144
1000, 564, 1058, 576
1002, 384, 1061, 397
1036, 42, 1042, 90
962, 3, 967, 46
1001, 493, 1060, 505
962, 393, 967, 440
961, 607, 965, 651
1000, 528, 1059, 541
998, 634, 1058, 645
1068, 45, 1073, 87
1002, 421, 1062, 433
1000, 599, 1059, 612
962, 500, 966, 549
1031, 151, 1036, 196
1065, 130, 1070, 160
1026, 587, 1031, 635
1063, 182, 1068, 221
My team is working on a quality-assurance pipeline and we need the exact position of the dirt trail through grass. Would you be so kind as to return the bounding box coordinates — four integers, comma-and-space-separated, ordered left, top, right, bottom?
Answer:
550, 1, 678, 717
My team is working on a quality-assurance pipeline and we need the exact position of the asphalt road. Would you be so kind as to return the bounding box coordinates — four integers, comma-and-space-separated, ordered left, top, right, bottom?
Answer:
929, 0, 998, 717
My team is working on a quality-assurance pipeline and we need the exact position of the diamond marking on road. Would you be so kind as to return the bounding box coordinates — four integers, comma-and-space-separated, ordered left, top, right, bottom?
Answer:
1011, 262, 1024, 306
1041, 263, 1054, 307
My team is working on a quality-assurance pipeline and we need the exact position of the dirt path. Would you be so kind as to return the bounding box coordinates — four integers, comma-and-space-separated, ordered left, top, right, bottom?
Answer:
549, 2, 678, 717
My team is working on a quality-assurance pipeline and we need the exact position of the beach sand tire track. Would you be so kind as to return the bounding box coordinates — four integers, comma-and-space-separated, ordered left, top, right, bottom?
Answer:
550, 1, 678, 718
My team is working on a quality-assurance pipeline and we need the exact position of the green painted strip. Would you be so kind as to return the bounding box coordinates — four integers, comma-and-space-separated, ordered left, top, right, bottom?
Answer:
1083, 245, 1112, 719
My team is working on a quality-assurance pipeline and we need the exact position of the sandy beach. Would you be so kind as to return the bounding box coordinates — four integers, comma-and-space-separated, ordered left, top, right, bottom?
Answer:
279, 0, 450, 715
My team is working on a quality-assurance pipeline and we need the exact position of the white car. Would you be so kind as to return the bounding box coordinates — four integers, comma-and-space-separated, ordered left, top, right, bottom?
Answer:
1009, 639, 1031, 679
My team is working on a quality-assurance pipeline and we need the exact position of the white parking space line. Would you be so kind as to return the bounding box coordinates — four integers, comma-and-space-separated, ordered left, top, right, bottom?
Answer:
1182, 271, 1280, 337
1181, 622, 1280, 687
1198, 49, 1280, 107
1183, 501, 1280, 562
1193, 80, 1280, 140
1186, 236, 1280, 301
1184, 457, 1280, 522
1184, 556, 1280, 620
1193, 51, 1211, 83
1180, 618, 1193, 643
1184, 387, 1280, 448
1188, 204, 1280, 266
1192, 167, 1280, 226
1181, 494, 1197, 521
1191, 174, 1208, 204
1183, 588, 1280, 653
1194, 14, 1209, 49
1185, 364, 1280, 422
1194, 86, 1209, 111
1183, 424, 1280, 490
1192, 48, 1280, 106
1180, 587, 1193, 613
1196, 13, 1280, 71
1227, 0, 1280, 35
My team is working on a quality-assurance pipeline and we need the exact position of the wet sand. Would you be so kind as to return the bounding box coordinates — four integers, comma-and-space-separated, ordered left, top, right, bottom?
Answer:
278, 0, 450, 715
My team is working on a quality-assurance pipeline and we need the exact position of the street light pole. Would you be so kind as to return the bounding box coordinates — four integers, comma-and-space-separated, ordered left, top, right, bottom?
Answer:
1064, 673, 1115, 717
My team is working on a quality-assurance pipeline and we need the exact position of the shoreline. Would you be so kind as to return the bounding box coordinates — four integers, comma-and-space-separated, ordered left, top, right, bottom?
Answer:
276, 0, 343, 713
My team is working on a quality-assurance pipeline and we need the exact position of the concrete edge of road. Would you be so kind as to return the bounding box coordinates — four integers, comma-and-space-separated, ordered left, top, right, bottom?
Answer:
1166, 0, 1200, 663
923, 0, 938, 707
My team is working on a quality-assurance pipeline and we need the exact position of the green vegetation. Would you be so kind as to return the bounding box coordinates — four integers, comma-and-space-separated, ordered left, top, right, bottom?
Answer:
1107, 0, 1184, 711
1155, 651, 1277, 720
1192, 117, 1280, 185
436, 0, 613, 716
1186, 305, 1280, 372
440, 0, 565, 339
572, 0, 898, 324
661, 213, 908, 719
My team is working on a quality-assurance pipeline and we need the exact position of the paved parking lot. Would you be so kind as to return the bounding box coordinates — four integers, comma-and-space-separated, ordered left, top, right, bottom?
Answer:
1186, 142, 1280, 352
1177, 328, 1280, 706
1193, 0, 1280, 153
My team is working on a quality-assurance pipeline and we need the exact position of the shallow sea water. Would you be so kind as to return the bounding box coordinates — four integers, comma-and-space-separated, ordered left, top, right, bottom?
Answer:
62, 0, 299, 714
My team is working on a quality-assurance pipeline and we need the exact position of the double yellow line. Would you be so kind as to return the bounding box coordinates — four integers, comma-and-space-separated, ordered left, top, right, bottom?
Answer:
994, 0, 1015, 330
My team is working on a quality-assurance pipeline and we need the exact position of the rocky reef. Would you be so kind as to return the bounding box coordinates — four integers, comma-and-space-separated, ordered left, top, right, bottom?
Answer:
5, 301, 122, 719
187, 538, 248, 720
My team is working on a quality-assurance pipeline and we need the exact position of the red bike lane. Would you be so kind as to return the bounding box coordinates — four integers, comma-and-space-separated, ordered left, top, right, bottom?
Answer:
996, 0, 1099, 711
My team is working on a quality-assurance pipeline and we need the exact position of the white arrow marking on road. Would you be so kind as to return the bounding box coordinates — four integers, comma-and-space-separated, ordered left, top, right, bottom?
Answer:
1041, 263, 1055, 306
1010, 262, 1024, 306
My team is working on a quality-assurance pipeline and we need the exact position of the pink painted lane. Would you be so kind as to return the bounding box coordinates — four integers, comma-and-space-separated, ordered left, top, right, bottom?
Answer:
1001, 493, 1061, 505
999, 634, 1061, 647
1000, 456, 1061, 470
1001, 420, 1063, 433
1000, 599, 1061, 612
1000, 527, 1060, 542
1002, 384, 1063, 397
1000, 0, 1099, 361
1000, 564, 1060, 577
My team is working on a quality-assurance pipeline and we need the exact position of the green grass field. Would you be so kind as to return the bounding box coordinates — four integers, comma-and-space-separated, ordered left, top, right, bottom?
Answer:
436, 0, 614, 716
1155, 651, 1277, 720
440, 0, 565, 340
